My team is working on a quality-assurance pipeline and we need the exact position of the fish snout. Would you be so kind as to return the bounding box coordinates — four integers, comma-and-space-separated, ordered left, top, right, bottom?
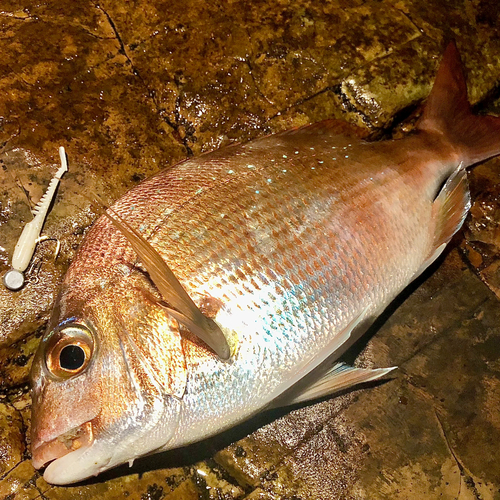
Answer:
31, 421, 94, 470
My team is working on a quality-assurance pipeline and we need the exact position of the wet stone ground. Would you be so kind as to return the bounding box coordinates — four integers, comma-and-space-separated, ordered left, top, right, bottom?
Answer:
1, 0, 500, 498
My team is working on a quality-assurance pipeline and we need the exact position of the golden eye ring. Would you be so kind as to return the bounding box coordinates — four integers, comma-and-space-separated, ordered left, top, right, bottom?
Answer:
44, 324, 94, 379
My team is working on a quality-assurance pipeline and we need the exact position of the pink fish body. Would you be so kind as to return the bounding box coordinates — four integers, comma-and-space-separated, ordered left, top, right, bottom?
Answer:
30, 43, 500, 484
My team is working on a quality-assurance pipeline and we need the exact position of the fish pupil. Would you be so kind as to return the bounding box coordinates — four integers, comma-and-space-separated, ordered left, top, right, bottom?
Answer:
59, 344, 86, 371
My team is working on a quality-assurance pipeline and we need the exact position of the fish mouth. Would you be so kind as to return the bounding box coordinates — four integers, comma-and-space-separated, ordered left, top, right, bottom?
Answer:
32, 421, 94, 469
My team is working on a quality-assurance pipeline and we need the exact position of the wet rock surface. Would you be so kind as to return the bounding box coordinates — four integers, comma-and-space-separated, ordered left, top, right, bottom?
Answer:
1, 0, 499, 498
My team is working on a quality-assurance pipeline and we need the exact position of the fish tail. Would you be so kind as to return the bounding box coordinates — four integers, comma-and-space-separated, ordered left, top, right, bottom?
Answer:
417, 41, 500, 165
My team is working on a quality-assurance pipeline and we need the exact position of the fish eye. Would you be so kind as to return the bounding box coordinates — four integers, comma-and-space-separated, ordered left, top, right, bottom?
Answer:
44, 324, 94, 379
59, 344, 86, 370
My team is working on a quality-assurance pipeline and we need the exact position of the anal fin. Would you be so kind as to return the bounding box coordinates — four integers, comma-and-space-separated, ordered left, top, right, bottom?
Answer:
280, 362, 396, 407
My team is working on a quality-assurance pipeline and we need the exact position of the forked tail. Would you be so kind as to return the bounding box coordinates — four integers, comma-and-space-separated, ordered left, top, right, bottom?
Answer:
417, 41, 500, 166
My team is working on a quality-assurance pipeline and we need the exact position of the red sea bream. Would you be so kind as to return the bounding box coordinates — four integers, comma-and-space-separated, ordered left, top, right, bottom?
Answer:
30, 43, 500, 484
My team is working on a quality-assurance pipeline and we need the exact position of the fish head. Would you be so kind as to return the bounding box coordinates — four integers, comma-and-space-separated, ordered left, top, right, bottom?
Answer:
30, 273, 187, 484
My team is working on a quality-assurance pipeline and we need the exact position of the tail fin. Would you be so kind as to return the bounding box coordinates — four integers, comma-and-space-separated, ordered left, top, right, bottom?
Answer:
417, 41, 500, 166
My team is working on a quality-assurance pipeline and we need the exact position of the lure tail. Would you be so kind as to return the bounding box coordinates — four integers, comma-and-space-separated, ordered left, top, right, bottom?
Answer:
32, 147, 68, 217
417, 41, 500, 166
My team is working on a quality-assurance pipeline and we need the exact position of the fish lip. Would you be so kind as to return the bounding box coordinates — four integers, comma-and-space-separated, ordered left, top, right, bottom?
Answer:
32, 421, 94, 469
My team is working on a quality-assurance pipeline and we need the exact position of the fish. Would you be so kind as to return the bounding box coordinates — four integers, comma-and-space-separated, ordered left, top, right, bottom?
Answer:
30, 42, 500, 485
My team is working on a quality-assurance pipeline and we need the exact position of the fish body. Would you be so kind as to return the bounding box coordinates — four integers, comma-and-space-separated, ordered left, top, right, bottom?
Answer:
30, 43, 500, 484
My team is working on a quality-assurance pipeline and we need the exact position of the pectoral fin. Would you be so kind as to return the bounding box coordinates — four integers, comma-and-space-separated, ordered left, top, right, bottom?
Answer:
162, 306, 231, 360
279, 363, 396, 407
96, 201, 231, 360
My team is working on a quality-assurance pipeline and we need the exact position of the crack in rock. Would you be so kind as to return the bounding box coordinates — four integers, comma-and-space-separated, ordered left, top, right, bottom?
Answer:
434, 410, 483, 500
95, 3, 195, 156
243, 57, 276, 109
391, 5, 426, 36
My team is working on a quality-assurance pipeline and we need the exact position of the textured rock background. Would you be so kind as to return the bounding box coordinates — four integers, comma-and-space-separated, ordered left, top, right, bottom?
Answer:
0, 0, 499, 498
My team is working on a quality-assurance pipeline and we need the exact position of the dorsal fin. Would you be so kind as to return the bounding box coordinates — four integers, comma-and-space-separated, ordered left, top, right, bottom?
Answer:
277, 118, 371, 140
91, 198, 231, 360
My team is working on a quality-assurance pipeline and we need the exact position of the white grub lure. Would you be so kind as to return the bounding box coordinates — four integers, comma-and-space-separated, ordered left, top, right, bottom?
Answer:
3, 147, 68, 291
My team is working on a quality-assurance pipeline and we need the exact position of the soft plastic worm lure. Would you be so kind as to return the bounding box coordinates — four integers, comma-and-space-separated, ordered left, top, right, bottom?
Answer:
3, 147, 68, 291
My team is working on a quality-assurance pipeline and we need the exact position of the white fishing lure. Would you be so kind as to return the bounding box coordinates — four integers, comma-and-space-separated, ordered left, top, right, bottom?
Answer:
3, 147, 68, 291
